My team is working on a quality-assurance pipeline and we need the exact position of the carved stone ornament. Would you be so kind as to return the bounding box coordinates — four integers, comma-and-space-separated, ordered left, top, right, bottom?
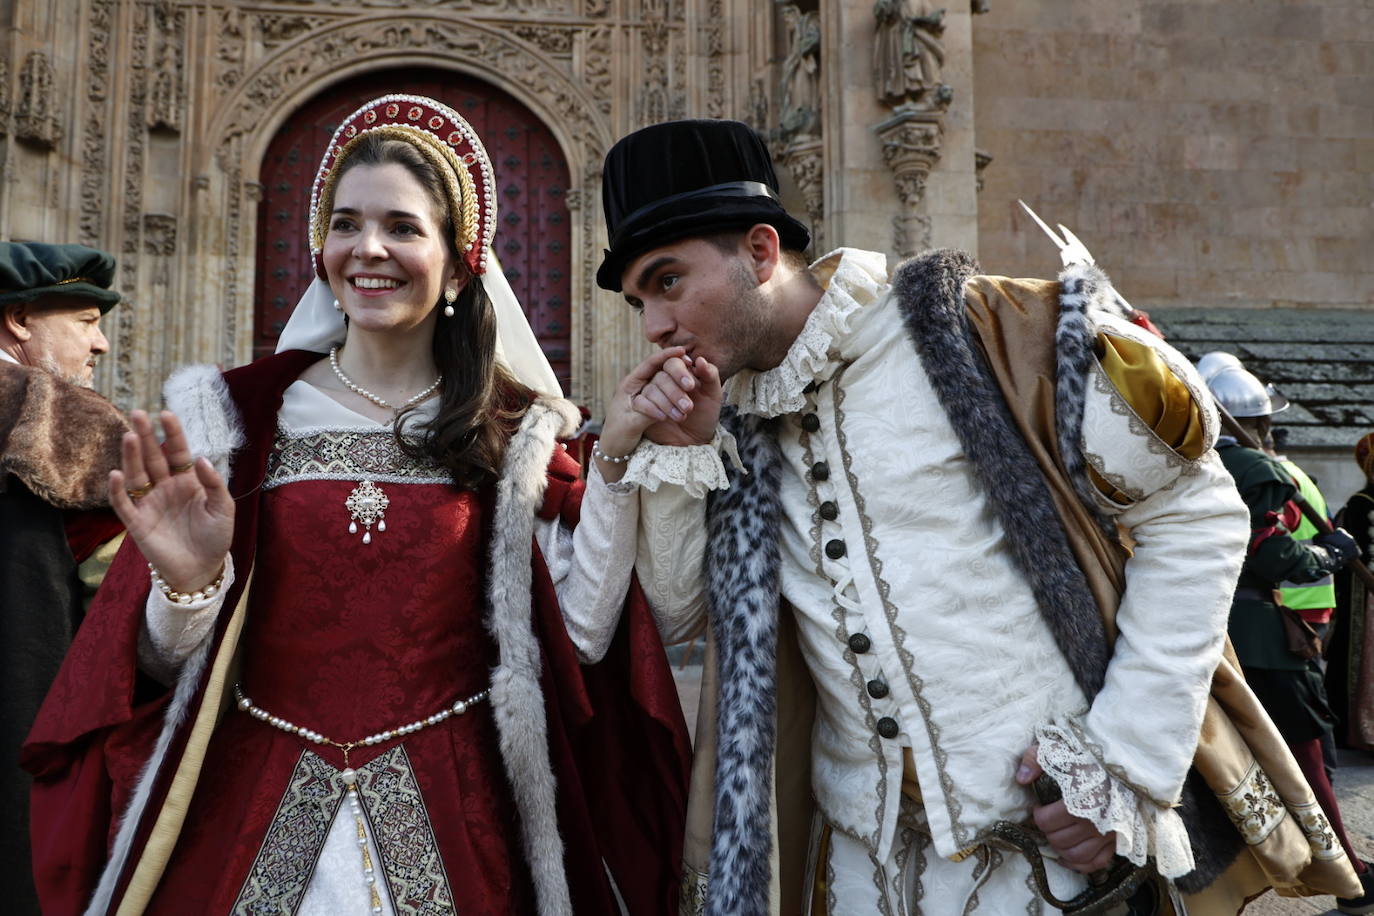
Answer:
777, 2, 820, 142
143, 214, 178, 257
148, 1, 186, 133
15, 51, 62, 149
0, 56, 9, 137
781, 137, 824, 252
639, 0, 672, 125
975, 148, 993, 193
876, 107, 944, 255
873, 0, 952, 111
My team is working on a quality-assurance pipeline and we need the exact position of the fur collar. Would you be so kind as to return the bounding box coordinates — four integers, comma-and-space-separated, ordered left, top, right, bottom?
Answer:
891, 250, 1111, 700
0, 361, 128, 509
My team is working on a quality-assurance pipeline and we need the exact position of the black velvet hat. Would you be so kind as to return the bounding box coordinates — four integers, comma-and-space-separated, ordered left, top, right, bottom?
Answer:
597, 119, 811, 291
0, 242, 120, 313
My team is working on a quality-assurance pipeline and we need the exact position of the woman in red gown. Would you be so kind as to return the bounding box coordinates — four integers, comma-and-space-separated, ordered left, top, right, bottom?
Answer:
23, 96, 689, 916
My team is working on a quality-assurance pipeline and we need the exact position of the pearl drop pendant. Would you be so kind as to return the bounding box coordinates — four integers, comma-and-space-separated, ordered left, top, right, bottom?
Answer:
349, 521, 358, 535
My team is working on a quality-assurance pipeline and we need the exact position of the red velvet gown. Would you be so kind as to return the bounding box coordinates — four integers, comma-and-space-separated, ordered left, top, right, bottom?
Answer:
145, 422, 535, 914
24, 353, 690, 916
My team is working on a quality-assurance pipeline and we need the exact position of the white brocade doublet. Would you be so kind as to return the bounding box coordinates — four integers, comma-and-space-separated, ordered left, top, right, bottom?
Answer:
632, 248, 1247, 885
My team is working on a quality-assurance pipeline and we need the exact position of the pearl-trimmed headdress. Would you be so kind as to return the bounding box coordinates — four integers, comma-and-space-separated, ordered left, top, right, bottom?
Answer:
308, 94, 498, 278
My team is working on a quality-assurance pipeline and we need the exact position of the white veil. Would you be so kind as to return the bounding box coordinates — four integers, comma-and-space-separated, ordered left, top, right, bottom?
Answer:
275, 250, 562, 399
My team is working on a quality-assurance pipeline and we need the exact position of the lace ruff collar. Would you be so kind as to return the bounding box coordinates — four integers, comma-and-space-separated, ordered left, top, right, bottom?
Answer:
724, 248, 888, 418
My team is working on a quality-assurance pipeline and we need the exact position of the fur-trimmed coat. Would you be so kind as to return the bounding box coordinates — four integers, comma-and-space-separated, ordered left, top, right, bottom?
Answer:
22, 350, 691, 916
0, 360, 127, 916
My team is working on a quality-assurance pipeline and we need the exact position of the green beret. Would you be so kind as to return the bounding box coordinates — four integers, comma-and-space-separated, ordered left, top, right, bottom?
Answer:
0, 242, 120, 314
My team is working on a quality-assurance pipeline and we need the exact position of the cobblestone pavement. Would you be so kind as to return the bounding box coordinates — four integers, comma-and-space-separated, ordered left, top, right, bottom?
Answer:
669, 657, 1374, 914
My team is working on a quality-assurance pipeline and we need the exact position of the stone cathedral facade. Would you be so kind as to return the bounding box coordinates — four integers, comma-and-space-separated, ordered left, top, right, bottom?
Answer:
1, 1, 1371, 456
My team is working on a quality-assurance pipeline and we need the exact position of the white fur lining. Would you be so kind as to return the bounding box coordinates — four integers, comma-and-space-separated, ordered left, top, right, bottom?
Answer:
485, 395, 580, 916
83, 604, 220, 915
163, 364, 244, 478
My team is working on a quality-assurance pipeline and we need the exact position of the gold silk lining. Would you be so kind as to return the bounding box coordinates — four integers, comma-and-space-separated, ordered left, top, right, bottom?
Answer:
1088, 332, 1207, 505
1097, 332, 1207, 461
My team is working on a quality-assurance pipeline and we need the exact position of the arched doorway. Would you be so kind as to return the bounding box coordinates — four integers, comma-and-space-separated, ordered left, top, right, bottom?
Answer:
252, 68, 573, 394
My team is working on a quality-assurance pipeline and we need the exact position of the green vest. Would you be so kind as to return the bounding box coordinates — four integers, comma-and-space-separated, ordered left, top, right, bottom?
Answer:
1277, 459, 1335, 611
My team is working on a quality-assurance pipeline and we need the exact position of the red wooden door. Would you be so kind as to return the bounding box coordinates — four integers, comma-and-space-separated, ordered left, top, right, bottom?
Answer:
253, 68, 573, 394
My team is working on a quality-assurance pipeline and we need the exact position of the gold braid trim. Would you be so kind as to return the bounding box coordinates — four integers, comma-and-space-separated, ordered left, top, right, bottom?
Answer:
310, 124, 479, 260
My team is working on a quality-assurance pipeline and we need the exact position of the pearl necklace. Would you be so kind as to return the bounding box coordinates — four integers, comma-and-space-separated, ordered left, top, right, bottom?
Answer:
234, 683, 489, 914
329, 346, 442, 412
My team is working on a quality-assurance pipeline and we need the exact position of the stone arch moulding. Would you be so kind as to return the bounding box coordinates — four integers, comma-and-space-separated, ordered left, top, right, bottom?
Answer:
202, 14, 615, 400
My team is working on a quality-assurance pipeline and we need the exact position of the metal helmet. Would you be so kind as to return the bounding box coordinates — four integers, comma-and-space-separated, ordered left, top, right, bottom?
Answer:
1206, 366, 1288, 418
1196, 351, 1244, 383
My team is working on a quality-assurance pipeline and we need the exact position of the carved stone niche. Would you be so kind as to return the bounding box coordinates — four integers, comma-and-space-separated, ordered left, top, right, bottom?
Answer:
875, 106, 943, 256
15, 51, 63, 149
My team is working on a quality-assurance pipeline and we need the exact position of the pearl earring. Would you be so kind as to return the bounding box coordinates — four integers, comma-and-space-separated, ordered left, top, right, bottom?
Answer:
332, 298, 341, 312
443, 288, 457, 318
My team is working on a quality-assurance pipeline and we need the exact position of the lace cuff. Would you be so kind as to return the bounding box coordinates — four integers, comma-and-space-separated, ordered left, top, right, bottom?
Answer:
620, 428, 742, 499
1034, 722, 1195, 878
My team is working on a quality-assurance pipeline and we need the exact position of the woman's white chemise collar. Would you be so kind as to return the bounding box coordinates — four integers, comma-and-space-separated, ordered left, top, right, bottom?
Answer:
278, 379, 440, 434
723, 248, 888, 418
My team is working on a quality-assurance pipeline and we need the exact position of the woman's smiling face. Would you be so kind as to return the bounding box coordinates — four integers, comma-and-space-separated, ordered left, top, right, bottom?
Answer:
322, 161, 462, 335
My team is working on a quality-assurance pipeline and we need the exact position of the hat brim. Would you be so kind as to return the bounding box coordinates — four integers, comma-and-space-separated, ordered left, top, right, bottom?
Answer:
0, 283, 121, 314
597, 201, 811, 292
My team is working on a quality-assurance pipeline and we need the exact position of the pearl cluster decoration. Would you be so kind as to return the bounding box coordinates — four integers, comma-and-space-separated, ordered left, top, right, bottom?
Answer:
329, 346, 441, 413
234, 683, 487, 916
344, 479, 389, 545
148, 561, 226, 605
232, 683, 489, 753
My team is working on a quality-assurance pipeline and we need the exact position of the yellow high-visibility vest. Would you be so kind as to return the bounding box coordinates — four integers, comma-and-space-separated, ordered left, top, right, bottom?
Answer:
1278, 459, 1335, 611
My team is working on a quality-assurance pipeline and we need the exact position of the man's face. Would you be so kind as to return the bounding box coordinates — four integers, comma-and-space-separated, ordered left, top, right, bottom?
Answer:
8, 298, 110, 386
620, 237, 775, 381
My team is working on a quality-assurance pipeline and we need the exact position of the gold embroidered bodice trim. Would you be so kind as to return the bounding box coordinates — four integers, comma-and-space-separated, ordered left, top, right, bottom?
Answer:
265, 425, 450, 490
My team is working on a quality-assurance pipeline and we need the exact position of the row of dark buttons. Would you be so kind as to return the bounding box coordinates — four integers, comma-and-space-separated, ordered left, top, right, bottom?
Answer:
804, 401, 895, 739
847, 638, 897, 736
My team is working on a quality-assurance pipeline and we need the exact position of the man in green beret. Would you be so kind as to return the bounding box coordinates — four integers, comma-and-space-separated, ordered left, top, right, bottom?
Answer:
0, 241, 118, 385
0, 241, 129, 914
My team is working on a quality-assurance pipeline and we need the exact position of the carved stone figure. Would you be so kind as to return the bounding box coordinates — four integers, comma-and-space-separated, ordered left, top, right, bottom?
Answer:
15, 51, 62, 148
872, 0, 950, 110
777, 2, 820, 140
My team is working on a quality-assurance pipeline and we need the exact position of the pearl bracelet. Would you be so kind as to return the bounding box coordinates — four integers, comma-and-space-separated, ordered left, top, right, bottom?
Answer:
592, 440, 634, 465
149, 560, 227, 606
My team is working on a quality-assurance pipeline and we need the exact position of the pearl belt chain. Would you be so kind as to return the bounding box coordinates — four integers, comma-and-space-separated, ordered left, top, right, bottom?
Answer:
234, 683, 489, 914
232, 683, 489, 751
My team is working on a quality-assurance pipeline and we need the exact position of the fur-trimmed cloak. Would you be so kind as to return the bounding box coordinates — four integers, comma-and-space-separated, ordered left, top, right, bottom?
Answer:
0, 360, 127, 916
22, 350, 691, 916
689, 250, 1360, 915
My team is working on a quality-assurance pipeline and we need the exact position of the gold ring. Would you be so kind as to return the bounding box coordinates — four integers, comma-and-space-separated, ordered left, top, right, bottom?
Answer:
170, 461, 196, 474
126, 480, 155, 500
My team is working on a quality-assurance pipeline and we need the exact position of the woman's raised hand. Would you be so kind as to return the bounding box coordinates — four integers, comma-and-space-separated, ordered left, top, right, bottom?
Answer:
109, 410, 235, 593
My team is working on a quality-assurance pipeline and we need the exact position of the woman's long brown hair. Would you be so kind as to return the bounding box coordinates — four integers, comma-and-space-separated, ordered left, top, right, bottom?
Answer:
333, 134, 534, 489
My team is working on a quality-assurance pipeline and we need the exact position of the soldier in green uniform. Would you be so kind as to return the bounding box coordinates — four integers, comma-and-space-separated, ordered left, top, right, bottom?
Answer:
1205, 360, 1374, 915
